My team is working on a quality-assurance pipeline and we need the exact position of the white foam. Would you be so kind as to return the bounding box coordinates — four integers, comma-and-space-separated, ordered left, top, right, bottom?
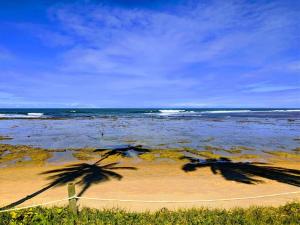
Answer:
27, 113, 44, 117
201, 109, 300, 114
0, 113, 44, 118
158, 110, 195, 116
201, 110, 251, 114
270, 109, 300, 112
159, 109, 185, 113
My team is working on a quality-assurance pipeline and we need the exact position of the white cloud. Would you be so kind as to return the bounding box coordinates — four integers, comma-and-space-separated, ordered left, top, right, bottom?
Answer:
49, 0, 300, 78
243, 83, 300, 93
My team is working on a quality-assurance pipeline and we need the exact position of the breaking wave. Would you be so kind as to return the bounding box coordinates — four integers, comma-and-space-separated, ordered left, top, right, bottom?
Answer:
157, 110, 196, 116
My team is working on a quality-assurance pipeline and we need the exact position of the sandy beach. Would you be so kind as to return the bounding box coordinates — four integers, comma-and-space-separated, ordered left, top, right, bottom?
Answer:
1, 159, 299, 212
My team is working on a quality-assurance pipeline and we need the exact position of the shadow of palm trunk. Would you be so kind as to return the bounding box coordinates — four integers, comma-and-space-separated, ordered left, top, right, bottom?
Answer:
0, 182, 59, 210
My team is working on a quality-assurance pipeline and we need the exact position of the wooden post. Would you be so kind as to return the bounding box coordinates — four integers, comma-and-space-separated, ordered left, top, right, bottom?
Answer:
68, 183, 77, 214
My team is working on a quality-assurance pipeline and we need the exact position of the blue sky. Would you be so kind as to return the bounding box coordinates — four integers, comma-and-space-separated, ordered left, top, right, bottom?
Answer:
0, 0, 299, 108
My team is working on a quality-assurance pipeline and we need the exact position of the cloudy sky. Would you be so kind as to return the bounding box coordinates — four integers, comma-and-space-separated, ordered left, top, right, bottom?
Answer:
0, 0, 299, 108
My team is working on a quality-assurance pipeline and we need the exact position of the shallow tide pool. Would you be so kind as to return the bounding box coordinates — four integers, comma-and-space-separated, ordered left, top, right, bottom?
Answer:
0, 116, 299, 152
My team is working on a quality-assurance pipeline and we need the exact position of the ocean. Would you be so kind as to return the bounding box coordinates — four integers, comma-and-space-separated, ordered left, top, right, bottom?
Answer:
0, 108, 300, 119
0, 108, 299, 151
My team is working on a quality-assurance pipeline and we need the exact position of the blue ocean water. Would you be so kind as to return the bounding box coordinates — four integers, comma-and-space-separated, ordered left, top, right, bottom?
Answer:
0, 108, 300, 119
0, 108, 299, 151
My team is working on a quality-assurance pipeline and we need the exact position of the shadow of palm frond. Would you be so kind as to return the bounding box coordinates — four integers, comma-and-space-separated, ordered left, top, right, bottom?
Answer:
94, 145, 150, 161
181, 156, 300, 186
0, 160, 136, 210
42, 162, 136, 197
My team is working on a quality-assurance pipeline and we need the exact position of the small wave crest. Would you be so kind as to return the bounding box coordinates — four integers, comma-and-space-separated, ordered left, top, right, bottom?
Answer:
270, 109, 300, 112
201, 109, 300, 114
201, 110, 251, 114
147, 109, 300, 116
0, 113, 44, 118
158, 109, 195, 116
27, 113, 44, 117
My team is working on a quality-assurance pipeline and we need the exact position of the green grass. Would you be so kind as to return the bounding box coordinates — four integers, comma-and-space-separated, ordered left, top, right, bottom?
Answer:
1, 202, 300, 225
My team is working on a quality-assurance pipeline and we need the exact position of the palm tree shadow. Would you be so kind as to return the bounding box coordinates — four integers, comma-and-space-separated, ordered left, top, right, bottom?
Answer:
0, 159, 136, 210
94, 145, 150, 162
181, 156, 300, 186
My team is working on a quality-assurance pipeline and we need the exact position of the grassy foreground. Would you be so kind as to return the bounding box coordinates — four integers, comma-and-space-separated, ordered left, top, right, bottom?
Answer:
1, 202, 300, 225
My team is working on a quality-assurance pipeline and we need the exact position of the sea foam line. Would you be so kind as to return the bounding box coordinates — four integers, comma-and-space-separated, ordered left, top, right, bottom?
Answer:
0, 113, 44, 118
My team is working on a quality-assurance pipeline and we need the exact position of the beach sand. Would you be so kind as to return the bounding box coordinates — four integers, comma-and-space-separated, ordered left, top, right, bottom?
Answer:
0, 160, 299, 212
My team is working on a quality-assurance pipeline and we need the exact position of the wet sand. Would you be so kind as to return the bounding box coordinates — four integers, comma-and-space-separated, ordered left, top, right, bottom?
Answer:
0, 160, 299, 212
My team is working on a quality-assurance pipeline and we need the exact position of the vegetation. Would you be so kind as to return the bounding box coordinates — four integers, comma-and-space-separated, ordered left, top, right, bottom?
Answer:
1, 202, 300, 225
203, 145, 223, 151
177, 139, 191, 144
1, 143, 300, 167
263, 150, 300, 159
224, 146, 255, 154
72, 151, 95, 160
159, 150, 184, 161
123, 139, 138, 144
230, 154, 260, 161
0, 144, 52, 166
194, 151, 221, 159
139, 149, 184, 161
224, 148, 243, 154
0, 135, 13, 141
293, 147, 300, 154
72, 148, 99, 161
139, 152, 156, 161
182, 148, 222, 159
202, 137, 215, 142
